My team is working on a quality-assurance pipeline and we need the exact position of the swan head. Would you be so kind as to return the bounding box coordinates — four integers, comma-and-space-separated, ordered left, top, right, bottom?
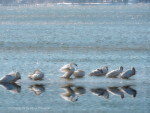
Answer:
16, 72, 21, 79
70, 63, 77, 67
105, 66, 108, 71
132, 67, 136, 75
120, 66, 123, 71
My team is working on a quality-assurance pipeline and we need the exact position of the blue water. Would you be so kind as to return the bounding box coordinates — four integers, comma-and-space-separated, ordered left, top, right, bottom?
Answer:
0, 3, 150, 113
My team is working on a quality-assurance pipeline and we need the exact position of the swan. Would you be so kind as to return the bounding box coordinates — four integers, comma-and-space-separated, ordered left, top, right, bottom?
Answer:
28, 69, 44, 80
119, 67, 136, 79
28, 84, 45, 95
107, 87, 124, 99
90, 66, 108, 76
0, 83, 21, 93
59, 63, 77, 78
73, 69, 85, 78
106, 66, 123, 78
0, 72, 21, 83
120, 86, 137, 97
91, 88, 109, 99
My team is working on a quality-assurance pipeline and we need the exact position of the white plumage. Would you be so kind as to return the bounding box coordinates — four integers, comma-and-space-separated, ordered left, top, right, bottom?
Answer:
90, 66, 108, 76
73, 69, 85, 78
119, 67, 136, 79
106, 66, 123, 78
0, 72, 21, 83
28, 70, 44, 80
59, 63, 77, 78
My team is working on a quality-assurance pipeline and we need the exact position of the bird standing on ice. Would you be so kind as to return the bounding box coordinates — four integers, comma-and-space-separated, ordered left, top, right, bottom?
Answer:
90, 66, 108, 76
59, 63, 77, 78
28, 70, 44, 80
0, 72, 21, 83
106, 66, 123, 78
119, 67, 136, 79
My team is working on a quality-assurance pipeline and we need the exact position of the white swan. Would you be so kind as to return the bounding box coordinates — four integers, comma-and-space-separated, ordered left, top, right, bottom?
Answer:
107, 87, 124, 99
91, 88, 109, 99
73, 69, 85, 78
90, 66, 108, 76
28, 70, 44, 80
59, 63, 77, 78
0, 72, 21, 83
106, 66, 123, 78
120, 86, 137, 97
28, 84, 45, 95
119, 67, 136, 79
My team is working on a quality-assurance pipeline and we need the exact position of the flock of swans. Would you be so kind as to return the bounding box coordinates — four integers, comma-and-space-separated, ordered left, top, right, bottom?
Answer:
0, 63, 136, 83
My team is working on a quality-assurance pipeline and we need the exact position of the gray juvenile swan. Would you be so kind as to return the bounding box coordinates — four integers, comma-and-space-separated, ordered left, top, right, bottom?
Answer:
0, 72, 21, 83
60, 63, 77, 78
106, 66, 123, 78
28, 70, 44, 80
73, 69, 85, 78
90, 66, 108, 76
119, 67, 136, 79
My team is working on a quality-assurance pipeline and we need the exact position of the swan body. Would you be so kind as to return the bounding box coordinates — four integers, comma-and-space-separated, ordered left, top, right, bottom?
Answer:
90, 66, 108, 76
28, 70, 44, 80
119, 67, 136, 79
106, 66, 123, 78
60, 63, 77, 78
73, 70, 85, 78
0, 72, 21, 83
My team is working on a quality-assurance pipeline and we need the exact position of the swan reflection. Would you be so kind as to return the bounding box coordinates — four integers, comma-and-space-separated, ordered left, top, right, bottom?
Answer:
90, 88, 109, 99
107, 87, 124, 99
28, 84, 45, 96
0, 83, 21, 93
120, 86, 137, 98
60, 84, 86, 102
91, 85, 137, 99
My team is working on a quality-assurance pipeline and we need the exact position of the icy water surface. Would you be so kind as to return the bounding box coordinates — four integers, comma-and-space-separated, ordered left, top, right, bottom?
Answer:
0, 3, 150, 113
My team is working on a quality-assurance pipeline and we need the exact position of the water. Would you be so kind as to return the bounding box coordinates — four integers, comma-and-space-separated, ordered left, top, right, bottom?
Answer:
0, 3, 150, 113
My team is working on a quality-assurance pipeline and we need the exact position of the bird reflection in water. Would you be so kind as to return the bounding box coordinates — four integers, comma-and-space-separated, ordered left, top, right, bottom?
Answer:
90, 88, 109, 99
60, 84, 86, 102
107, 87, 124, 99
0, 83, 21, 93
28, 84, 45, 96
120, 85, 137, 98
91, 85, 137, 99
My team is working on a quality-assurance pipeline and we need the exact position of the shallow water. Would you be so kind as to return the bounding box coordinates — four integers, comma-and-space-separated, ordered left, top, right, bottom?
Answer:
0, 3, 150, 113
